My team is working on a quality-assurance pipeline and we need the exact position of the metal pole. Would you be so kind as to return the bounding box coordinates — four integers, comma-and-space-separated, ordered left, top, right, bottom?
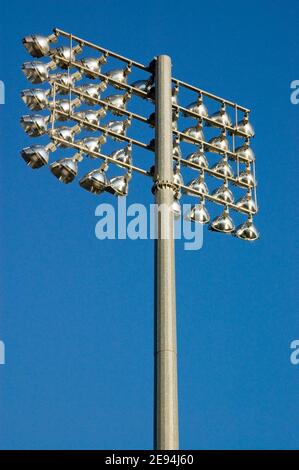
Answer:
154, 55, 179, 450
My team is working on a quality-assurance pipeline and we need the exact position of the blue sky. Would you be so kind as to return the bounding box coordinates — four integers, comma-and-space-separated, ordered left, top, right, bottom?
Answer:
0, 0, 298, 450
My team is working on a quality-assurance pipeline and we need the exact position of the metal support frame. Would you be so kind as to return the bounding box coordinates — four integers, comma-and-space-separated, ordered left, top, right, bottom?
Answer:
21, 29, 259, 451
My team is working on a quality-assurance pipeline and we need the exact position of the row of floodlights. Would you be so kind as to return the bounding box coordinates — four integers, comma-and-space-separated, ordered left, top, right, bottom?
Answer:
20, 143, 258, 241
20, 141, 257, 216
20, 117, 257, 190
20, 109, 256, 164
22, 34, 254, 137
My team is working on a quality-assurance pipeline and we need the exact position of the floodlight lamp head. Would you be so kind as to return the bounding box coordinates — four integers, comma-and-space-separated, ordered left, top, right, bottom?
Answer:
236, 191, 257, 213
235, 138, 255, 162
185, 175, 209, 197
22, 61, 56, 84
103, 94, 128, 115
80, 55, 106, 78
51, 45, 82, 69
20, 114, 49, 137
20, 143, 55, 169
235, 216, 259, 241
211, 155, 234, 179
50, 153, 82, 184
208, 130, 230, 153
106, 173, 131, 197
236, 112, 255, 137
209, 208, 235, 234
77, 136, 105, 156
22, 33, 57, 57
79, 165, 109, 194
212, 182, 234, 205
106, 68, 131, 89
110, 145, 132, 168
185, 201, 210, 224
238, 166, 256, 187
49, 71, 82, 93
105, 119, 131, 141
184, 96, 208, 118
208, 105, 232, 127
21, 88, 50, 110
182, 122, 204, 143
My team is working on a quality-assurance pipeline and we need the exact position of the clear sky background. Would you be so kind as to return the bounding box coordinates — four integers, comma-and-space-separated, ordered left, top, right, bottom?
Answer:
0, 0, 298, 450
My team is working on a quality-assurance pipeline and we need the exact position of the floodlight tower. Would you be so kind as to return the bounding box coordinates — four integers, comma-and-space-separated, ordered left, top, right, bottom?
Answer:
20, 29, 259, 450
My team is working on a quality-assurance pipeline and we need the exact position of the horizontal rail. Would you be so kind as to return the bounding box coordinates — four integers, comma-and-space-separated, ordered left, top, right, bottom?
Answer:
51, 138, 254, 215
50, 108, 152, 150
50, 137, 151, 176
52, 83, 150, 124
178, 182, 256, 216
176, 155, 254, 190
172, 78, 251, 113
51, 55, 150, 98
54, 28, 148, 71
173, 103, 250, 138
173, 129, 252, 164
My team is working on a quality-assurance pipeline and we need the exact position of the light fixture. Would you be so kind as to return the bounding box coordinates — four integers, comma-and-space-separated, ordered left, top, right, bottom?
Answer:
80, 55, 107, 79
182, 122, 204, 143
236, 112, 255, 137
172, 198, 182, 219
22, 33, 57, 57
185, 173, 209, 196
207, 103, 232, 127
145, 84, 178, 104
235, 215, 259, 241
173, 141, 183, 159
51, 45, 82, 69
21, 88, 50, 110
50, 124, 81, 147
238, 165, 256, 187
20, 114, 49, 137
51, 98, 81, 120
209, 207, 235, 233
78, 82, 107, 104
208, 130, 230, 153
185, 200, 210, 224
173, 164, 184, 196
77, 136, 106, 155
211, 154, 233, 179
103, 92, 131, 115
130, 78, 153, 96
106, 171, 132, 197
80, 162, 109, 194
49, 71, 82, 94
75, 108, 107, 129
183, 93, 208, 118
235, 138, 255, 162
22, 61, 56, 84
20, 142, 56, 169
236, 191, 257, 213
109, 145, 132, 167
171, 86, 179, 105
212, 182, 234, 204
50, 152, 83, 184
106, 66, 131, 89
186, 146, 208, 168
104, 118, 131, 141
